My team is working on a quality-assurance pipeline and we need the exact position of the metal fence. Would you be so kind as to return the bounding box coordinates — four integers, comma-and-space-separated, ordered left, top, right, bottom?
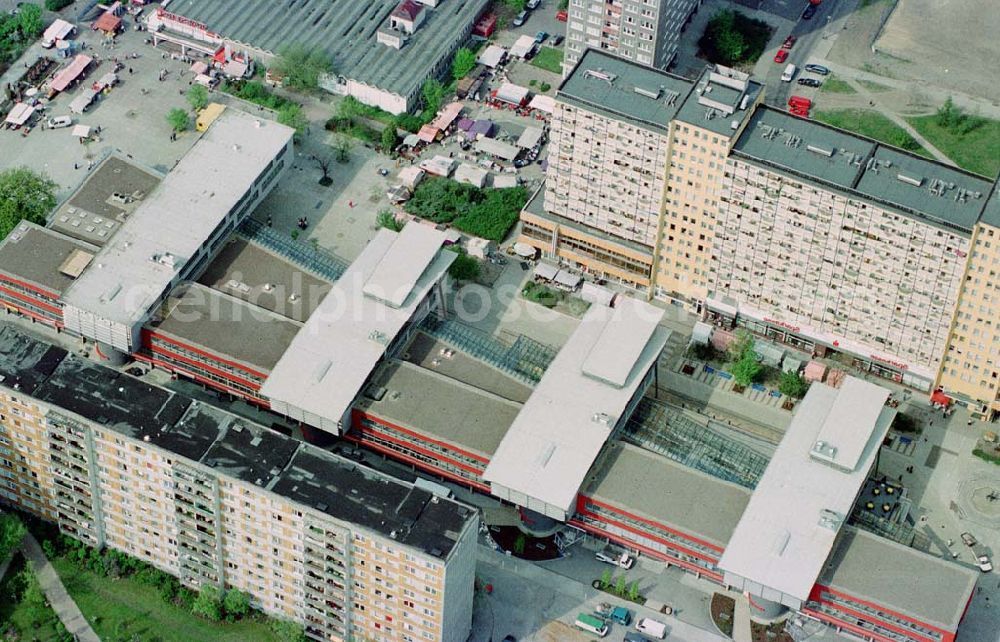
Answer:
238, 218, 349, 283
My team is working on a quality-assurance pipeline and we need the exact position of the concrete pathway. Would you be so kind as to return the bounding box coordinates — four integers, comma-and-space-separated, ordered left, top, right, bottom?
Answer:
732, 593, 753, 642
840, 76, 955, 165
20, 533, 101, 642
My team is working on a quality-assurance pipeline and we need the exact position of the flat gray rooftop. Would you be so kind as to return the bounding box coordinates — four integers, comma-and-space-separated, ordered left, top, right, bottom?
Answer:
271, 446, 477, 561
0, 222, 97, 295
357, 359, 522, 460
981, 181, 1000, 228
585, 441, 751, 549
855, 145, 992, 232
558, 49, 694, 134
171, 0, 489, 103
733, 107, 874, 192
675, 66, 762, 137
50, 155, 163, 247
0, 322, 476, 561
402, 332, 533, 404
197, 237, 331, 323
818, 527, 978, 631
148, 283, 302, 373
733, 106, 993, 233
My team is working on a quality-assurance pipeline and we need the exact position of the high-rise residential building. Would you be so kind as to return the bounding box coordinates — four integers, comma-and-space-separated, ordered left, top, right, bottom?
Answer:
0, 324, 478, 642
936, 191, 1000, 419
562, 0, 702, 75
521, 50, 762, 292
523, 49, 1000, 414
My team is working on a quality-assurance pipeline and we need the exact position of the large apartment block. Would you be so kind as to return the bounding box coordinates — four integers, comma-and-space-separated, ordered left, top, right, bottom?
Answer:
563, 0, 701, 75
523, 50, 1000, 415
0, 324, 478, 642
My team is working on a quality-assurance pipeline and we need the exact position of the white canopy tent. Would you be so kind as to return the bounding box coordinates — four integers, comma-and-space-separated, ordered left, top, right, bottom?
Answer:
495, 82, 530, 106
554, 270, 583, 291
510, 35, 536, 58
454, 163, 488, 188
513, 242, 537, 258
71, 124, 91, 138
528, 94, 555, 113
492, 174, 518, 189
534, 262, 559, 281
478, 44, 506, 68
4, 103, 34, 126
475, 138, 519, 161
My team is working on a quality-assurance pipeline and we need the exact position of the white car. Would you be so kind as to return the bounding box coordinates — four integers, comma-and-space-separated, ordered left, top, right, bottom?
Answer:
596, 549, 635, 569
46, 115, 73, 129
635, 617, 668, 639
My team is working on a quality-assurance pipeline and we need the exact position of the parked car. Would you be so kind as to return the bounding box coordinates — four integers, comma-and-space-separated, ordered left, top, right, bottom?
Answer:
596, 548, 636, 569
526, 0, 541, 8
501, 636, 517, 642
774, 49, 789, 64
781, 63, 797, 82
961, 532, 978, 547
635, 617, 668, 640
535, 31, 549, 43
624, 634, 652, 642
513, 10, 528, 26
797, 78, 822, 87
810, 0, 823, 4
552, 34, 564, 46
802, 4, 818, 19
804, 63, 830, 75
973, 544, 993, 572
46, 115, 73, 129
556, 9, 568, 22
782, 35, 797, 49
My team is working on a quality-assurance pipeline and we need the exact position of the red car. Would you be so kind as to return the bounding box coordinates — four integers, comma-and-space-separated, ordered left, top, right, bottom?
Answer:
809, 0, 822, 4
782, 35, 797, 49
774, 49, 789, 64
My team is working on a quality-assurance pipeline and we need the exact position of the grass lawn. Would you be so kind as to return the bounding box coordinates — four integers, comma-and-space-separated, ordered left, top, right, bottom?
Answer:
819, 75, 856, 94
51, 557, 283, 642
907, 114, 1000, 177
813, 109, 930, 158
531, 46, 563, 74
0, 554, 69, 641
857, 79, 891, 93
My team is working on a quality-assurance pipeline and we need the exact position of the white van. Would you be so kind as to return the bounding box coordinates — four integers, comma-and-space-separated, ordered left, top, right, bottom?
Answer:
635, 617, 668, 639
781, 63, 797, 83
46, 115, 73, 129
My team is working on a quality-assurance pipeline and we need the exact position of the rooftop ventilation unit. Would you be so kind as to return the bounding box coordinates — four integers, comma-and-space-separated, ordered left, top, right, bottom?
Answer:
664, 90, 680, 106
369, 330, 388, 345
807, 144, 834, 157
731, 120, 740, 130
818, 509, 843, 531
633, 86, 661, 99
896, 173, 923, 187
739, 95, 751, 110
584, 69, 616, 84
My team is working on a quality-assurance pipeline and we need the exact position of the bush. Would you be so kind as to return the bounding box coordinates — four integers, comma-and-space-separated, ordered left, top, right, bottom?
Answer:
167, 108, 190, 132
451, 47, 477, 81
175, 587, 196, 610
727, 330, 762, 387
539, 82, 551, 92
223, 80, 295, 111
376, 208, 405, 232
272, 44, 332, 91
446, 246, 481, 281
403, 178, 528, 241
0, 513, 26, 562
522, 281, 560, 308
223, 589, 251, 622
270, 619, 309, 642
380, 124, 397, 152
698, 9, 773, 67
45, 0, 74, 10
191, 585, 223, 621
686, 342, 718, 361
186, 84, 209, 112
277, 103, 308, 136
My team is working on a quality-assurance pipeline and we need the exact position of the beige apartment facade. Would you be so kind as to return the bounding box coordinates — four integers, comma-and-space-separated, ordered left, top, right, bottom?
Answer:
563, 0, 702, 75
0, 325, 479, 642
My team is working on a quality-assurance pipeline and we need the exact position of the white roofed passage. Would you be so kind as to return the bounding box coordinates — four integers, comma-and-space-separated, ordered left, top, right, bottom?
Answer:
483, 296, 668, 520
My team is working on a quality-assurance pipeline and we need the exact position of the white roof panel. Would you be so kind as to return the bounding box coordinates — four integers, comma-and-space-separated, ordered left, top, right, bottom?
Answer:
582, 297, 663, 387
516, 126, 543, 149
62, 110, 293, 328
812, 378, 888, 471
478, 44, 506, 68
719, 377, 893, 603
534, 262, 559, 281
260, 227, 454, 432
362, 224, 445, 308
483, 297, 668, 515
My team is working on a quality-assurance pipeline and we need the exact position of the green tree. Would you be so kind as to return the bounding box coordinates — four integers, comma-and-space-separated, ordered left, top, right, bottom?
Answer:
936, 97, 961, 128
614, 575, 627, 597
18, 567, 51, 629
45, 0, 75, 10
191, 585, 223, 621
17, 4, 44, 39
778, 371, 809, 398
727, 331, 761, 387
167, 108, 190, 132
223, 589, 251, 621
270, 619, 309, 642
376, 208, 405, 232
380, 124, 397, 152
505, 0, 527, 10
186, 84, 209, 112
277, 103, 308, 136
0, 167, 56, 239
420, 78, 445, 121
446, 246, 481, 282
0, 512, 26, 561
628, 581, 641, 602
451, 47, 477, 81
600, 568, 613, 590
273, 44, 333, 91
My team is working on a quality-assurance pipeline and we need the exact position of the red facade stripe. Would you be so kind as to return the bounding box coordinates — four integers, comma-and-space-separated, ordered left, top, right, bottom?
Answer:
0, 285, 62, 314
350, 422, 486, 476
578, 493, 726, 554
140, 354, 271, 409
353, 410, 491, 465
0, 274, 60, 300
146, 343, 263, 390
568, 518, 724, 583
1, 302, 60, 327
343, 433, 491, 493
142, 329, 269, 379
813, 583, 951, 641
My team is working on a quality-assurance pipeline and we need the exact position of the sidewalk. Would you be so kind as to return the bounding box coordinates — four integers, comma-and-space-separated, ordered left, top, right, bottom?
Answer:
20, 533, 101, 642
